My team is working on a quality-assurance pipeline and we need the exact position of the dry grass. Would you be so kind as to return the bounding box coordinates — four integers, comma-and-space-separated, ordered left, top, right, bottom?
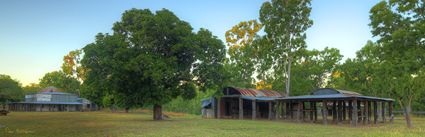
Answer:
0, 111, 424, 137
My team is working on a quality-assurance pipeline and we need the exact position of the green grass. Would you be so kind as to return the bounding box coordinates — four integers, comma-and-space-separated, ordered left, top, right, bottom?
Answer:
0, 111, 424, 137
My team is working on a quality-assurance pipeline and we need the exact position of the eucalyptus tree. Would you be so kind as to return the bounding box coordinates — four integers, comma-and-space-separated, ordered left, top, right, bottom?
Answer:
225, 20, 262, 88
369, 0, 424, 128
259, 0, 313, 96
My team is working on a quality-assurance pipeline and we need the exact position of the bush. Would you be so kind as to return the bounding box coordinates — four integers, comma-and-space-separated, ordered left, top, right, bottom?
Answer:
163, 89, 216, 115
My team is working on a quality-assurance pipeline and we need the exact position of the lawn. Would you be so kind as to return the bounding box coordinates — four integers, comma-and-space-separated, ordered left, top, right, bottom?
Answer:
0, 111, 424, 137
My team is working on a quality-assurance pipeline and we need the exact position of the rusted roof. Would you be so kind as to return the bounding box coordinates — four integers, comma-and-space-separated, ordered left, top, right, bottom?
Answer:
223, 87, 283, 98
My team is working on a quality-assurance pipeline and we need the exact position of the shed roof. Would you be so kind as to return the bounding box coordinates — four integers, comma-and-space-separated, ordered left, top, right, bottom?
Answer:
39, 91, 71, 95
281, 88, 393, 101
311, 88, 361, 96
201, 97, 215, 108
223, 87, 283, 99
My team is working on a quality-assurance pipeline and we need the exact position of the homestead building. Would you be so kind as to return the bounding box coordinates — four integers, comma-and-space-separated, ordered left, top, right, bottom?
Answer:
205, 87, 394, 127
9, 86, 96, 112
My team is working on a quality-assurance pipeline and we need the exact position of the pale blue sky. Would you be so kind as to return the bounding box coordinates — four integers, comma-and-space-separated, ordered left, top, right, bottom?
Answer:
0, 0, 380, 85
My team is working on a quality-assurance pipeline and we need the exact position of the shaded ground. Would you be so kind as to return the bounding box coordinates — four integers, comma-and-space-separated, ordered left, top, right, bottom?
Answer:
0, 111, 424, 137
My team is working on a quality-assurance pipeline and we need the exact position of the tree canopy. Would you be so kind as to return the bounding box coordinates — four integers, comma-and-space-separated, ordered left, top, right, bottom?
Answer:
39, 71, 80, 94
259, 0, 313, 96
0, 74, 24, 106
81, 8, 226, 120
369, 0, 424, 128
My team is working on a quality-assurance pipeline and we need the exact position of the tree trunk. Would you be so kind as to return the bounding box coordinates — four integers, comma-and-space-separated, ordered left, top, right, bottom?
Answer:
286, 56, 292, 97
404, 103, 413, 128
125, 107, 130, 113
153, 104, 163, 120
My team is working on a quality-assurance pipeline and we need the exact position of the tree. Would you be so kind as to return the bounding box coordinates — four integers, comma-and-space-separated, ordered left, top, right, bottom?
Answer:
369, 0, 424, 128
82, 9, 226, 120
22, 83, 41, 95
259, 0, 313, 96
330, 41, 385, 96
0, 74, 24, 109
192, 28, 227, 92
290, 47, 343, 95
62, 49, 85, 82
225, 20, 262, 87
39, 71, 80, 94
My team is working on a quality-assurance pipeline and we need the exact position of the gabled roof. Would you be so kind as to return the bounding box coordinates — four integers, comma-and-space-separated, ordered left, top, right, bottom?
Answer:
223, 87, 283, 98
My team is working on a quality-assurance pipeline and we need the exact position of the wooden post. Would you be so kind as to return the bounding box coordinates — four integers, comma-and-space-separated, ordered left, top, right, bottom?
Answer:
342, 101, 346, 121
373, 101, 378, 124
275, 100, 279, 120
301, 102, 305, 121
282, 101, 286, 119
389, 101, 394, 124
351, 99, 358, 127
348, 101, 352, 121
268, 101, 272, 120
366, 101, 370, 125
239, 97, 243, 120
302, 102, 306, 121
381, 102, 386, 123
332, 101, 337, 123
252, 100, 256, 120
338, 101, 342, 124
217, 98, 221, 119
309, 102, 314, 122
322, 100, 328, 125
296, 102, 301, 123
289, 101, 294, 120
363, 101, 369, 124
313, 102, 317, 122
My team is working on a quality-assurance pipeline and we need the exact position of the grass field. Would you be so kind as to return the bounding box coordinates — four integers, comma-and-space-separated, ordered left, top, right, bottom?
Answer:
0, 111, 424, 137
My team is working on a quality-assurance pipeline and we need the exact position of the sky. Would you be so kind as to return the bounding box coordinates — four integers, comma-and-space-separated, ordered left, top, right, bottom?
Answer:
0, 0, 381, 86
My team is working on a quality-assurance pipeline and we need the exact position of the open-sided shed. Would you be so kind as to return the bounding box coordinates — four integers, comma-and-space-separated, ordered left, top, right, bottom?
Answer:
210, 87, 394, 127
277, 88, 394, 126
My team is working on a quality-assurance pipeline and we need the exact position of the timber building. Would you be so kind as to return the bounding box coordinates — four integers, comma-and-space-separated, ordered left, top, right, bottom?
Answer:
210, 87, 394, 127
8, 87, 96, 112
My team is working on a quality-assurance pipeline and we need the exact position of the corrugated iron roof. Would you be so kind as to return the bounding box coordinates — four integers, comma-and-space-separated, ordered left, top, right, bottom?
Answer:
280, 94, 393, 101
12, 102, 82, 105
39, 91, 71, 95
311, 88, 362, 96
335, 89, 362, 96
224, 87, 283, 98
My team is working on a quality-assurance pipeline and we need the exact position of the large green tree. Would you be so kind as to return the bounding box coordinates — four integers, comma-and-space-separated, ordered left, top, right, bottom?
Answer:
290, 47, 343, 95
369, 0, 424, 128
82, 9, 225, 120
0, 74, 24, 109
39, 71, 80, 94
259, 0, 313, 96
